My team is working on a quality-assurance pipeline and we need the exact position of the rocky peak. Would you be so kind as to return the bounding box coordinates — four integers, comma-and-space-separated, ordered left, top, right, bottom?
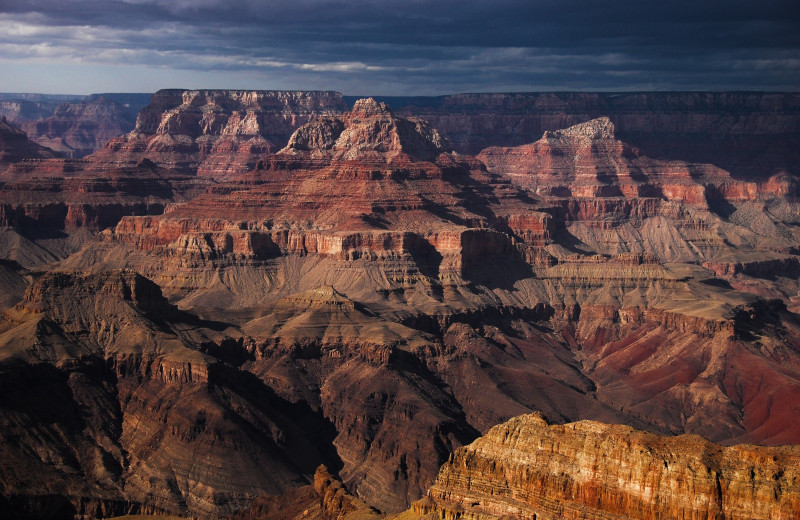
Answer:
544, 116, 616, 140
133, 89, 346, 135
283, 117, 345, 151
350, 97, 393, 119
280, 98, 449, 163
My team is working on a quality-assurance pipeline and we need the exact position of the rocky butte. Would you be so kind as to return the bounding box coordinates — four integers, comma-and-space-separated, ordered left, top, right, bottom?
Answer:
413, 413, 800, 520
0, 93, 151, 158
0, 91, 799, 520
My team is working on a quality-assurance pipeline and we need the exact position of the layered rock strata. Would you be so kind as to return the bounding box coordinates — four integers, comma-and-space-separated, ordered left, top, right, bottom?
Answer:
478, 117, 784, 207
0, 270, 344, 519
2, 100, 800, 519
377, 92, 800, 183
92, 90, 347, 177
0, 164, 201, 232
0, 93, 151, 157
416, 413, 800, 520
16, 96, 139, 157
0, 117, 59, 170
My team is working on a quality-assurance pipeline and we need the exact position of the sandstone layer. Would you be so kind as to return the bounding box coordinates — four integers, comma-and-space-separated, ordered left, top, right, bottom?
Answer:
92, 90, 347, 178
416, 413, 800, 520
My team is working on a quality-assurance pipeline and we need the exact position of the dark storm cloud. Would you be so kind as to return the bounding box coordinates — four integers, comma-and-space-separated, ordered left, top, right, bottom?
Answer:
1, 0, 798, 94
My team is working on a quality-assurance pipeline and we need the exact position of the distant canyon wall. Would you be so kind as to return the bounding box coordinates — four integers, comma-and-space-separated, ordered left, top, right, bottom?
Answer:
362, 92, 800, 179
3, 90, 799, 170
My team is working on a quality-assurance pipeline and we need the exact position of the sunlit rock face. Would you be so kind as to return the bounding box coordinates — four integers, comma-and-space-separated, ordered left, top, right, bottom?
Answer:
2, 93, 800, 519
416, 413, 800, 520
93, 89, 348, 178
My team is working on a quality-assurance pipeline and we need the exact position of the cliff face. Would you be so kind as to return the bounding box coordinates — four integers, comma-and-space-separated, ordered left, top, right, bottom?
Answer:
478, 116, 736, 204
416, 413, 800, 520
0, 93, 151, 158
0, 270, 346, 519
17, 96, 138, 157
281, 98, 449, 163
378, 92, 800, 180
0, 117, 59, 170
0, 99, 55, 122
93, 89, 347, 177
0, 160, 207, 241
2, 95, 800, 519
101, 97, 518, 291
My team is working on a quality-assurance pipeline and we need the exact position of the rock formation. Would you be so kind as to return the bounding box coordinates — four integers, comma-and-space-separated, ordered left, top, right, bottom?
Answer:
415, 413, 800, 520
229, 466, 382, 520
378, 92, 800, 182
0, 93, 151, 157
478, 116, 771, 205
17, 96, 139, 157
0, 270, 344, 519
0, 163, 202, 232
0, 98, 55, 123
2, 95, 800, 519
92, 89, 347, 178
0, 116, 59, 170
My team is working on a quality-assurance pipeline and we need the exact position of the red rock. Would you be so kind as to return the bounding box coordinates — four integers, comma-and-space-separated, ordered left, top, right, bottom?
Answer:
93, 90, 347, 178
17, 97, 138, 158
416, 413, 800, 520
2, 97, 800, 520
388, 92, 800, 183
0, 117, 59, 171
478, 117, 758, 210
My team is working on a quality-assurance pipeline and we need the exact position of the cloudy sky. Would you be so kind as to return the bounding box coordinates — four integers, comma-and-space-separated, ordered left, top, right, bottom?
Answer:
1, 0, 798, 95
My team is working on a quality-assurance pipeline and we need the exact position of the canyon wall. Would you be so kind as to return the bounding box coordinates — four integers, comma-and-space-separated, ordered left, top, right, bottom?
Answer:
366, 92, 800, 179
93, 89, 347, 177
1, 94, 800, 519
416, 413, 800, 520
0, 93, 150, 158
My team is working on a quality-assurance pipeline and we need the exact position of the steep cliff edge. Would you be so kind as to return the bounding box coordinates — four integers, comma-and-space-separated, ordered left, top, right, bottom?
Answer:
416, 413, 800, 520
93, 89, 347, 177
378, 92, 800, 182
17, 96, 139, 158
0, 270, 343, 519
4, 102, 800, 519
0, 117, 59, 170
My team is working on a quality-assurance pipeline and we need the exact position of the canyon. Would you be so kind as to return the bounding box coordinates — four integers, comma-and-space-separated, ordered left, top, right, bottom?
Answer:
0, 90, 799, 519
0, 94, 151, 158
414, 413, 800, 520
